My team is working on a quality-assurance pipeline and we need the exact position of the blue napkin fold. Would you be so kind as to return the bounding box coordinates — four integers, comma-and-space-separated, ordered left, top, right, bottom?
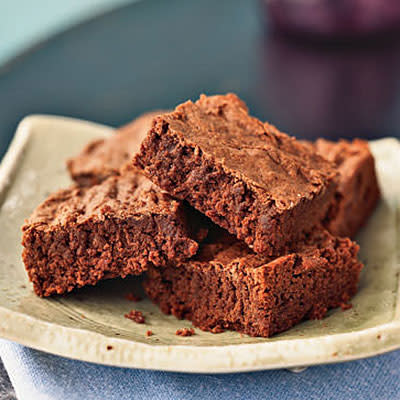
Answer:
1, 339, 400, 400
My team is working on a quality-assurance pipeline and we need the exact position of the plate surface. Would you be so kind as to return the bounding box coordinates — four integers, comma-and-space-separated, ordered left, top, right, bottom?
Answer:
0, 115, 399, 373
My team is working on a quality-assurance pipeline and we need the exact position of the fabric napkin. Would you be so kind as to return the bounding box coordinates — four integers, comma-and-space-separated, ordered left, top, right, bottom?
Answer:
1, 339, 400, 400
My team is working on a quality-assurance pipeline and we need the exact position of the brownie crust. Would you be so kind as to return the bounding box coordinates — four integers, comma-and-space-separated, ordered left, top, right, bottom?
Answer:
68, 109, 379, 241
134, 94, 338, 256
144, 229, 362, 337
314, 139, 380, 238
22, 170, 200, 297
67, 111, 163, 186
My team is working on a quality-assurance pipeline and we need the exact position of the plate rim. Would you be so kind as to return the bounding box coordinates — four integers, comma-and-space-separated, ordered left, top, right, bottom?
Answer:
0, 114, 399, 373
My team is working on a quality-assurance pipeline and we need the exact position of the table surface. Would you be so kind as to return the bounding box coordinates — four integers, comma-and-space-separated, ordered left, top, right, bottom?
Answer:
1, 0, 400, 159
2, 0, 400, 396
0, 0, 134, 66
0, 360, 15, 400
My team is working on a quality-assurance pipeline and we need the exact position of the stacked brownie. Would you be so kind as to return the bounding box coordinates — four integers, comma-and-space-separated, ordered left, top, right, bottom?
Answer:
309, 139, 380, 238
145, 228, 362, 337
22, 168, 204, 297
67, 110, 164, 186
22, 94, 380, 337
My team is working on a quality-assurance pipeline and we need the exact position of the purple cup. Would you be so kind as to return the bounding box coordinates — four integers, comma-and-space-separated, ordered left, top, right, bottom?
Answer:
263, 0, 400, 39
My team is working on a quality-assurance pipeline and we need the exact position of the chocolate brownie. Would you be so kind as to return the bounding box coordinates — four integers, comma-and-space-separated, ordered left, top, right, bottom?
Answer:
68, 110, 378, 239
67, 111, 163, 186
134, 94, 338, 256
22, 169, 201, 297
144, 228, 362, 337
313, 139, 380, 238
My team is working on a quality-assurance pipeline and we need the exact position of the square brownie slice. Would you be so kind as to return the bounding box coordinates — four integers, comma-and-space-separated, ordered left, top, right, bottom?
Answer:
134, 94, 338, 256
67, 111, 162, 186
22, 169, 202, 297
69, 109, 379, 239
313, 139, 380, 238
144, 228, 363, 337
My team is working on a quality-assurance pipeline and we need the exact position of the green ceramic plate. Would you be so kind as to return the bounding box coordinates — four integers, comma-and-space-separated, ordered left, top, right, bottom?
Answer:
0, 115, 399, 373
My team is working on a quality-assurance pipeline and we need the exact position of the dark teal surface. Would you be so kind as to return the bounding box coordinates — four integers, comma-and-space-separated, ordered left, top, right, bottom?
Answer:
1, 0, 400, 157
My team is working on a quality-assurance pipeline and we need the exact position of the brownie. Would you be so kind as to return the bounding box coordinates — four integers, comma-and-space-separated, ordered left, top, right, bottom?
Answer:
67, 111, 163, 186
313, 139, 380, 238
144, 228, 362, 337
22, 169, 201, 297
134, 94, 338, 256
69, 108, 378, 240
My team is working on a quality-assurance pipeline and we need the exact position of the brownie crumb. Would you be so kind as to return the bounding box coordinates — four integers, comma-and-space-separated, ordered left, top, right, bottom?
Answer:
340, 302, 352, 311
210, 326, 224, 334
106, 345, 113, 350
176, 328, 195, 336
146, 330, 153, 337
125, 292, 142, 302
125, 310, 145, 324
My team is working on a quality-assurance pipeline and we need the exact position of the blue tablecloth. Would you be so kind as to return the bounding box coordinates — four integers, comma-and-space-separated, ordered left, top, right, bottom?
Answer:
1, 339, 400, 400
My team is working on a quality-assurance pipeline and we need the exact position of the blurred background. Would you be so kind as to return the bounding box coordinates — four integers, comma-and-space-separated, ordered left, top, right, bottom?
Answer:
1, 0, 400, 158
1, 1, 400, 397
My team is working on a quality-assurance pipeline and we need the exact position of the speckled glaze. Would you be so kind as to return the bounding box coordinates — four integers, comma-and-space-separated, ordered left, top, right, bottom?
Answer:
0, 115, 399, 373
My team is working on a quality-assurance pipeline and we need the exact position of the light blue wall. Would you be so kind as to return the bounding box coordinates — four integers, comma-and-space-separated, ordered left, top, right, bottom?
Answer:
0, 0, 136, 65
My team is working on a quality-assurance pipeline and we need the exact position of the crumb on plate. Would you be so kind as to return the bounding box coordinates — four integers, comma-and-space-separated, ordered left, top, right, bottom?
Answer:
175, 328, 195, 336
124, 310, 145, 324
